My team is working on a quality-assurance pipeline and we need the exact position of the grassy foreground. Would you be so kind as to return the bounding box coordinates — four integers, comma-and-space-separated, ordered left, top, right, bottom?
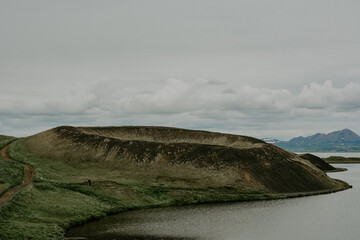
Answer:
0, 135, 23, 198
0, 158, 23, 197
324, 156, 360, 164
0, 134, 16, 149
0, 139, 350, 239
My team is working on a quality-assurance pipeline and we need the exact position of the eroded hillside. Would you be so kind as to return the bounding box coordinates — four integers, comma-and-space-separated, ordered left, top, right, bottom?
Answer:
15, 126, 342, 193
299, 153, 336, 171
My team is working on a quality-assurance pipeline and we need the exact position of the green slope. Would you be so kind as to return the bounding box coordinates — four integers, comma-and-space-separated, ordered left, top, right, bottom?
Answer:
0, 126, 350, 239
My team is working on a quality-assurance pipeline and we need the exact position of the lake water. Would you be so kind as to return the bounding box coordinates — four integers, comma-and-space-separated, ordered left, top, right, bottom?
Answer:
67, 164, 360, 240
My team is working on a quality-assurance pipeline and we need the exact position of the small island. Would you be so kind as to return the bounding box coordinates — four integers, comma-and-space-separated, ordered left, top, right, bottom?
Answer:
324, 156, 360, 164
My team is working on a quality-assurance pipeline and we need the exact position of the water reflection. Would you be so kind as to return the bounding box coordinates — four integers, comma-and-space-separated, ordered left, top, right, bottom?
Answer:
67, 164, 359, 240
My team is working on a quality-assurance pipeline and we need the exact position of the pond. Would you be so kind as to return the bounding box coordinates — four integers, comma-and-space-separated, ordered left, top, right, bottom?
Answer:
67, 164, 359, 240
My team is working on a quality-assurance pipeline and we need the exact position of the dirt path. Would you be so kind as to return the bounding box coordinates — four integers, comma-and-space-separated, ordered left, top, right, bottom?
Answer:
0, 144, 34, 208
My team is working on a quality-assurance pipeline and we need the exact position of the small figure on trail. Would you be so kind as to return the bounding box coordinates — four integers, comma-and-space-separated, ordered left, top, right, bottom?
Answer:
88, 179, 92, 186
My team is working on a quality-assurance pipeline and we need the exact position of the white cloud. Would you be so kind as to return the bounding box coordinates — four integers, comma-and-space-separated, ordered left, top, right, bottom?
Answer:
296, 80, 339, 109
1, 1, 360, 139
295, 80, 360, 112
1, 79, 360, 139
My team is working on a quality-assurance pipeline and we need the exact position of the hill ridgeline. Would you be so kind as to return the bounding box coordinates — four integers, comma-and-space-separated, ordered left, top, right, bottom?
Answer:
17, 126, 343, 193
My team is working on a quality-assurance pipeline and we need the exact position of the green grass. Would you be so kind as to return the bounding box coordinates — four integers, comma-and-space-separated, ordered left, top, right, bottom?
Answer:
0, 171, 273, 239
0, 134, 17, 149
1, 140, 269, 239
324, 156, 360, 163
0, 139, 350, 239
0, 158, 23, 196
0, 135, 23, 196
0, 183, 114, 239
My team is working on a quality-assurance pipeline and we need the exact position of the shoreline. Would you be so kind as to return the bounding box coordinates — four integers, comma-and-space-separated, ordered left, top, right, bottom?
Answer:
1, 133, 353, 239
65, 179, 351, 238
326, 167, 348, 172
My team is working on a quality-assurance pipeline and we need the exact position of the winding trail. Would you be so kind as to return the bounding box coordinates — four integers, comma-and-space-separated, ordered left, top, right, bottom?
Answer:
0, 144, 34, 208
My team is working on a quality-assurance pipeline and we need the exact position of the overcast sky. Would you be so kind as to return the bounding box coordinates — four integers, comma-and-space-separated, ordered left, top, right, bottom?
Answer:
1, 0, 360, 140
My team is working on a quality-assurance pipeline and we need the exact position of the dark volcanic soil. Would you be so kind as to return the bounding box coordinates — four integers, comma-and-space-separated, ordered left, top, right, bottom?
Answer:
299, 153, 336, 171
18, 126, 343, 194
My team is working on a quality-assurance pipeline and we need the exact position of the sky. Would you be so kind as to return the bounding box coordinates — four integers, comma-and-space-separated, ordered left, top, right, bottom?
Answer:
1, 0, 360, 140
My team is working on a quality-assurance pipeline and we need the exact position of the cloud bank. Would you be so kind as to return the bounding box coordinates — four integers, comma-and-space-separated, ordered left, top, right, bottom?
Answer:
1, 1, 360, 139
1, 80, 359, 139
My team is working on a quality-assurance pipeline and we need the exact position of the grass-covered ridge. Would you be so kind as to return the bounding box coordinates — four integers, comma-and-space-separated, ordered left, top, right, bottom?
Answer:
324, 156, 360, 163
22, 126, 342, 193
0, 134, 17, 149
298, 153, 336, 171
0, 158, 23, 196
1, 140, 283, 239
0, 134, 22, 197
0, 126, 351, 239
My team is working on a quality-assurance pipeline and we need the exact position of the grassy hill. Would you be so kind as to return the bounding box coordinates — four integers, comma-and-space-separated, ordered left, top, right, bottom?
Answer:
0, 134, 17, 149
0, 126, 350, 239
12, 126, 342, 193
0, 135, 23, 197
298, 153, 336, 171
324, 156, 360, 163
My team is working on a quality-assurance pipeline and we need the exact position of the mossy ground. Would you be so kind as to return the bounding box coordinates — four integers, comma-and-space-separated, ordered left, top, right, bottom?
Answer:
0, 135, 23, 198
0, 134, 16, 149
0, 136, 351, 239
0, 158, 23, 196
0, 140, 279, 239
324, 156, 360, 163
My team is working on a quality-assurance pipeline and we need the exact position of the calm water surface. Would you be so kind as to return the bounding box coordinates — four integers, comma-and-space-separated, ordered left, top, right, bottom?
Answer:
67, 164, 360, 240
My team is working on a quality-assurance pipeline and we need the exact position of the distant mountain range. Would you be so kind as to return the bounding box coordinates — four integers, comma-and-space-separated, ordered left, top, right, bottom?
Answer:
267, 129, 360, 152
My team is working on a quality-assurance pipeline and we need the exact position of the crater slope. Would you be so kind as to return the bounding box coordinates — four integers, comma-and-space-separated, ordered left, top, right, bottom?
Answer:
14, 126, 343, 194
298, 153, 336, 171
